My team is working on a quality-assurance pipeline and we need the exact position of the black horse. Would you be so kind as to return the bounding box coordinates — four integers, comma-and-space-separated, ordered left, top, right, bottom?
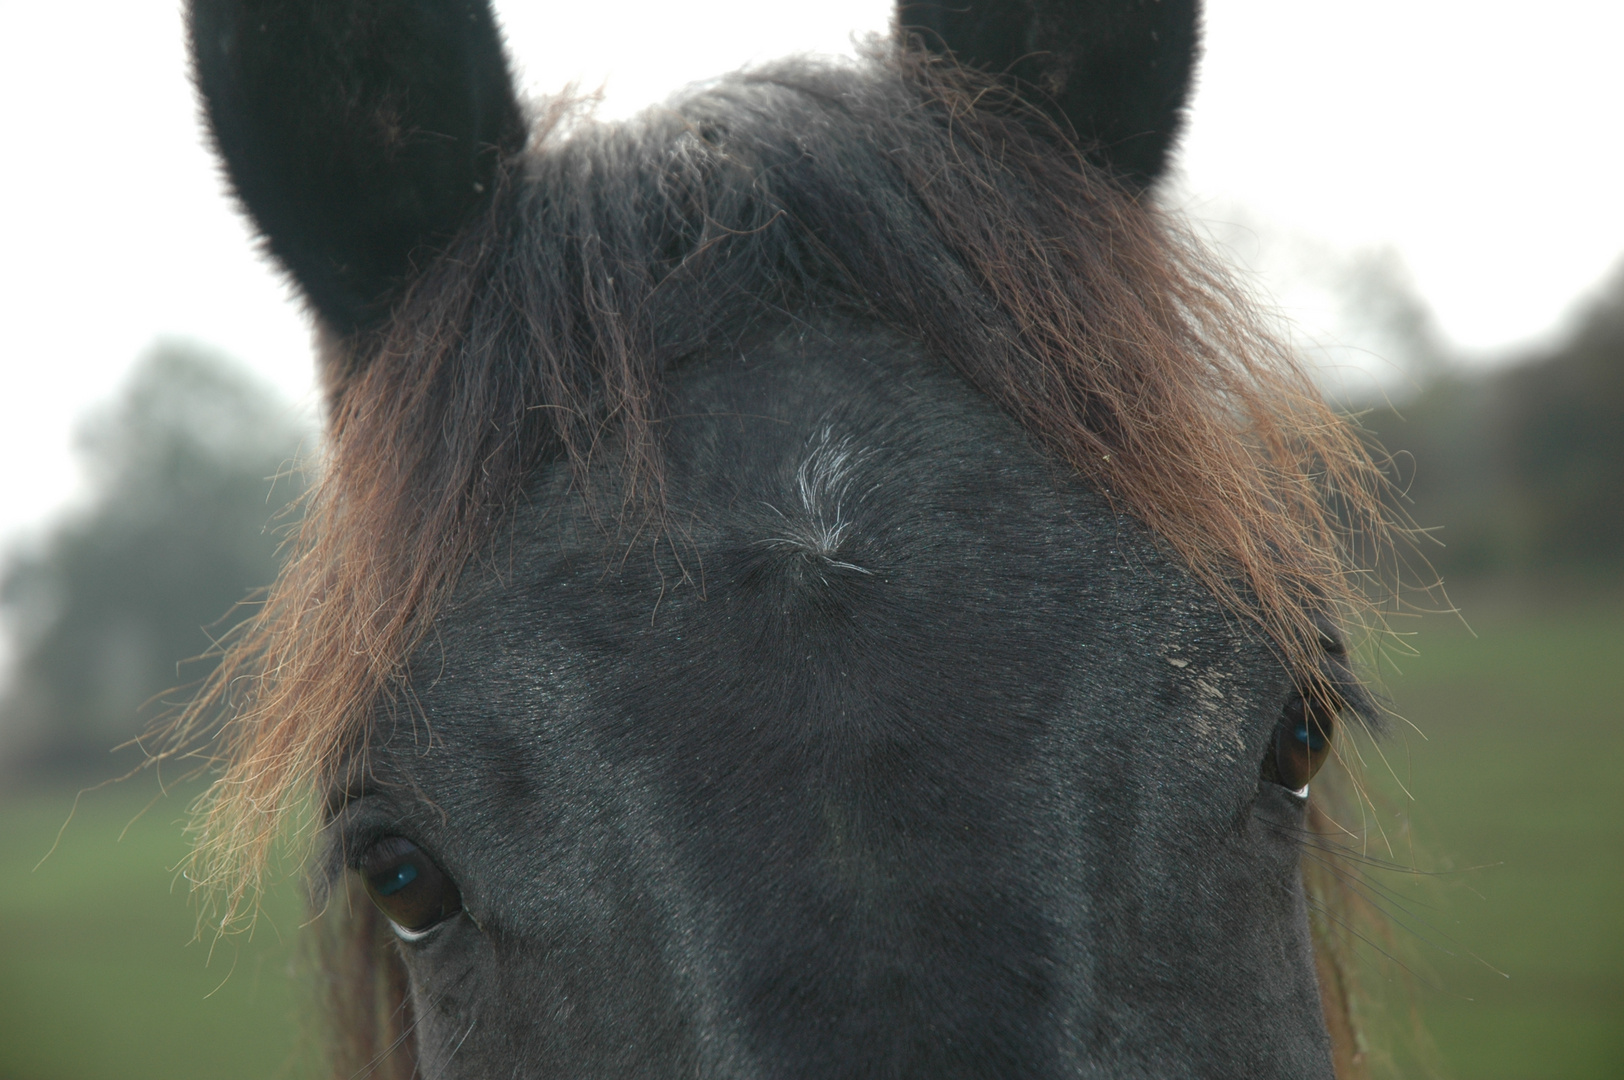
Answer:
182, 1, 1391, 1076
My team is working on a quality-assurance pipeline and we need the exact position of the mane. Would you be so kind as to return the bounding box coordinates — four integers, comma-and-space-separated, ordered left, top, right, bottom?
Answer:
166, 44, 1400, 1073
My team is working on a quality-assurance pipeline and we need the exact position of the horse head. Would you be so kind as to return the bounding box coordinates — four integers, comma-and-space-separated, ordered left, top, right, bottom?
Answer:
185, 2, 1383, 1076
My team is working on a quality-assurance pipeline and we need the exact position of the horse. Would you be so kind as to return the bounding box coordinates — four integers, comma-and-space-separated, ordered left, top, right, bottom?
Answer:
178, 1, 1396, 1076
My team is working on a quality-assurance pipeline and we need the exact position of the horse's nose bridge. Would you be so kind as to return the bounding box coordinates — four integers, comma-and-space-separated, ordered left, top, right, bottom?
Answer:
813, 788, 912, 911
648, 755, 1064, 1077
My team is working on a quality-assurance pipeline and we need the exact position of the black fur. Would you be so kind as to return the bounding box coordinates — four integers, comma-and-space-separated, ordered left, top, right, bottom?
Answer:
898, 0, 1199, 190
189, 0, 525, 333
337, 328, 1335, 1077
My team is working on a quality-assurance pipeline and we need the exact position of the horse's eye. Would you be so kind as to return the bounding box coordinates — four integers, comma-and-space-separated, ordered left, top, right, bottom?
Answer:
357, 837, 462, 937
1262, 691, 1335, 795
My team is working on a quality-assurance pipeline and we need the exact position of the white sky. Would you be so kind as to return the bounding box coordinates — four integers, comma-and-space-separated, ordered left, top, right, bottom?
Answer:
1, 0, 1621, 552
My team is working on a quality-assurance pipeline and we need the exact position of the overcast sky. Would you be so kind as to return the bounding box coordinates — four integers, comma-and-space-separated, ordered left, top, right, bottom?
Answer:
1, 0, 1621, 551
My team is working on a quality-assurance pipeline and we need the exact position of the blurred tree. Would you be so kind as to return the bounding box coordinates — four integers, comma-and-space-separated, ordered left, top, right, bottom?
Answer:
0, 344, 309, 776
1497, 281, 1624, 568
1364, 266, 1624, 579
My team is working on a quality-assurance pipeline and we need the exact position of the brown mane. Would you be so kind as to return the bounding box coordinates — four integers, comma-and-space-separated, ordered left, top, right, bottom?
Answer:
165, 47, 1404, 1075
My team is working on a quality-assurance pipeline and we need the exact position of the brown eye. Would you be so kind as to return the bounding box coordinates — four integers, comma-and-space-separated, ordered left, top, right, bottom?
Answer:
358, 837, 462, 937
1262, 691, 1335, 795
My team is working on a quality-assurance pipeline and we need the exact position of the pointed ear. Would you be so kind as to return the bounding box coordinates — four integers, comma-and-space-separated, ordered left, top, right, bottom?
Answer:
190, 0, 526, 334
897, 0, 1200, 191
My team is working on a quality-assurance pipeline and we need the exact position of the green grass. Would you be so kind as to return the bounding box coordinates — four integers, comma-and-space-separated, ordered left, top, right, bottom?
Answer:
1360, 584, 1624, 1079
0, 776, 307, 1080
0, 585, 1618, 1079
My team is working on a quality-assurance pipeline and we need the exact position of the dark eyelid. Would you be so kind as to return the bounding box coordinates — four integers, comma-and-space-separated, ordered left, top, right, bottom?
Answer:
314, 792, 401, 893
323, 778, 377, 822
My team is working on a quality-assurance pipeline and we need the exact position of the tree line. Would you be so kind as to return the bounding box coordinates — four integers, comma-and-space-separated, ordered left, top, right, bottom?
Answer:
1362, 268, 1624, 579
0, 346, 307, 777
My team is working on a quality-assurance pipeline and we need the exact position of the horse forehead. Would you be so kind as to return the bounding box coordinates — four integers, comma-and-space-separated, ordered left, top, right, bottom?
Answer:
424, 330, 1281, 762
527, 329, 1107, 607
653, 327, 1068, 538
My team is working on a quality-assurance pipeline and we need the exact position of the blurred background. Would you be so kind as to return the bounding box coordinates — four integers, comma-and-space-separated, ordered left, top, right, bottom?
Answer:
0, 1, 1618, 1077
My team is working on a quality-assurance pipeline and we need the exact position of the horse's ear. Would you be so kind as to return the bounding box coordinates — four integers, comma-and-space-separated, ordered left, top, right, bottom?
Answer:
189, 0, 526, 334
897, 0, 1199, 191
